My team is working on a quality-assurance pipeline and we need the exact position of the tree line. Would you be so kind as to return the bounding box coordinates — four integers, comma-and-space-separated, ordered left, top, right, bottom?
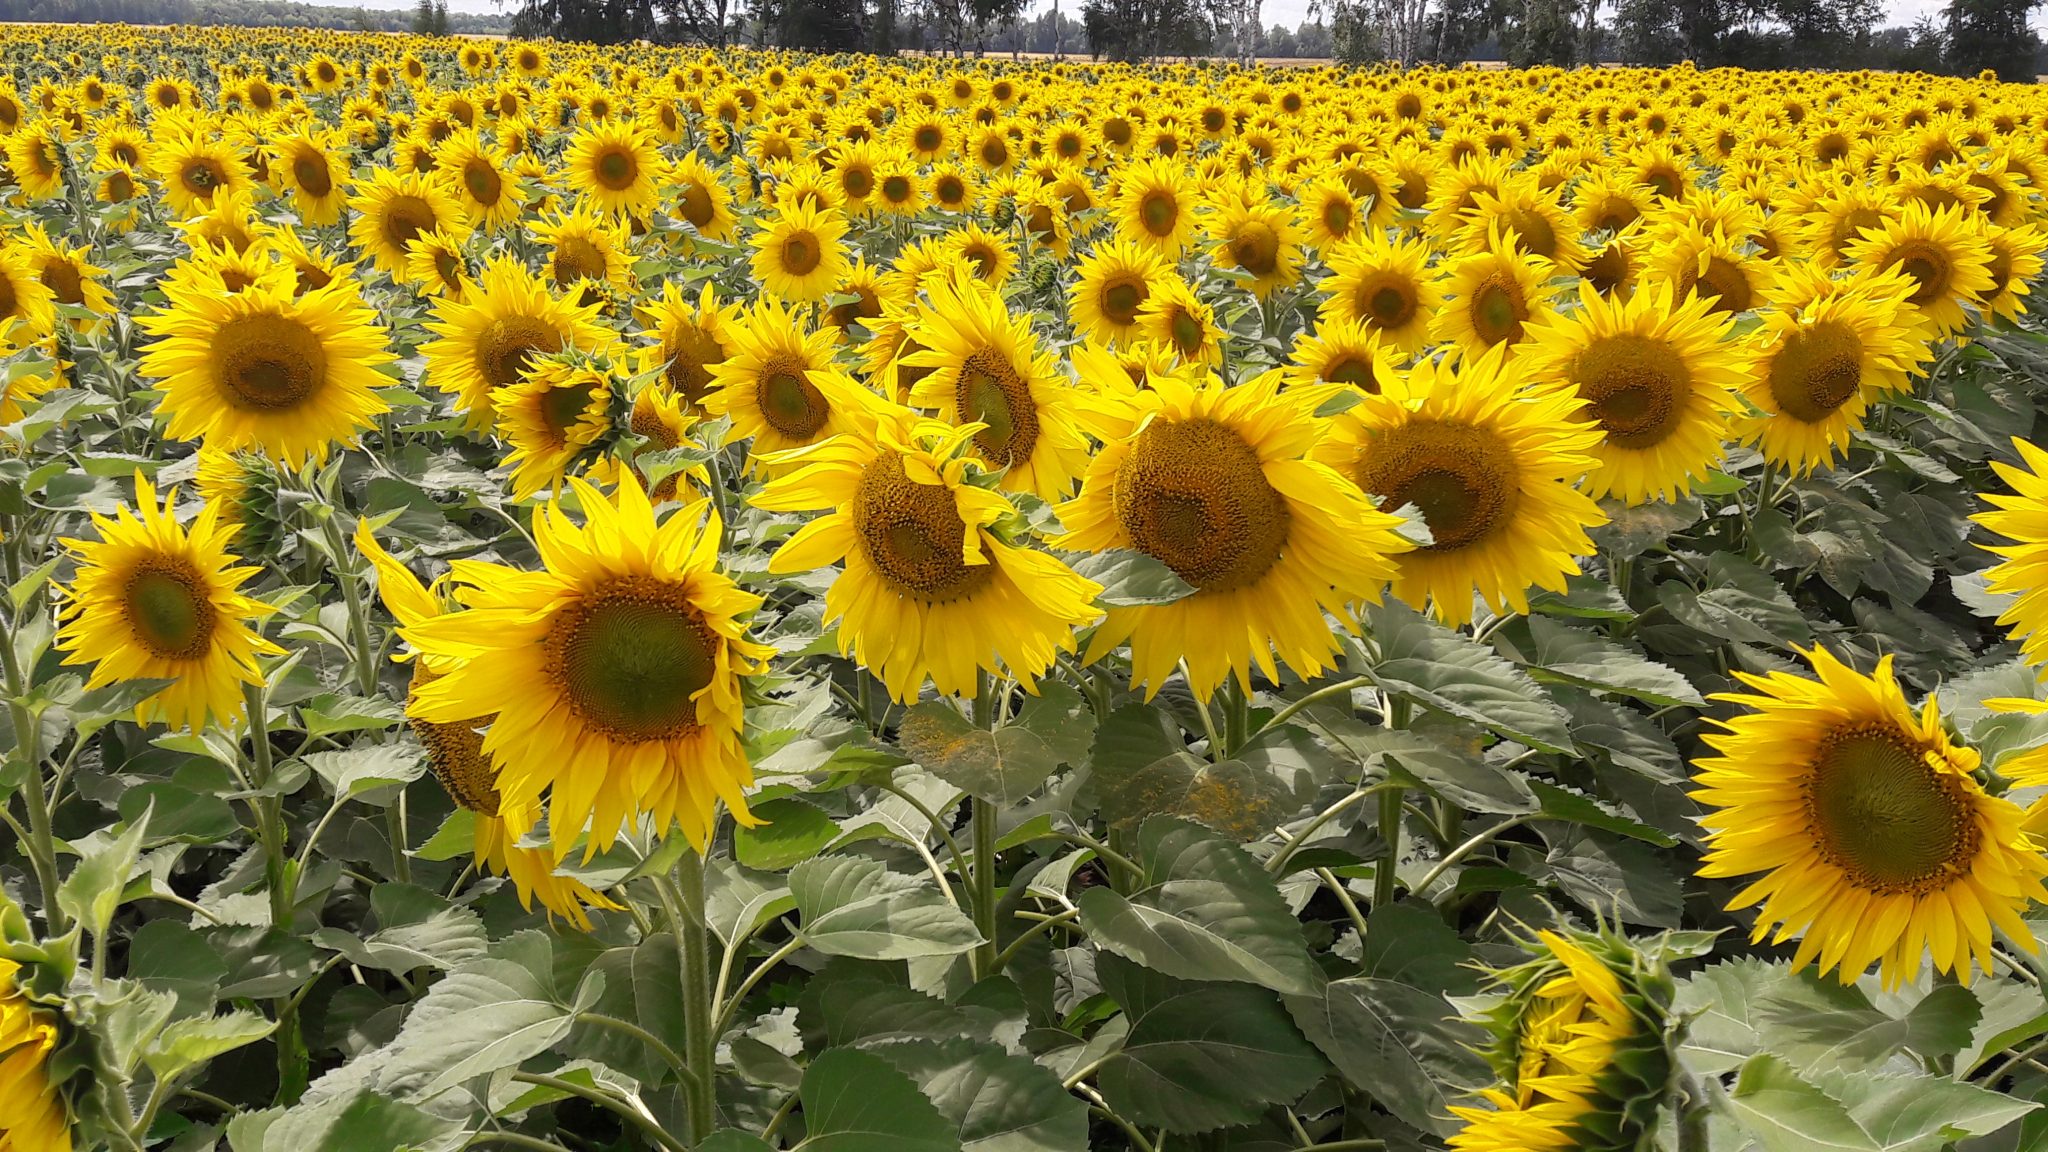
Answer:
0, 0, 511, 34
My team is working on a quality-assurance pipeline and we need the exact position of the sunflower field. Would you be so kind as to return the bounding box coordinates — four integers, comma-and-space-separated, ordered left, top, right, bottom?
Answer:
11, 23, 2048, 1152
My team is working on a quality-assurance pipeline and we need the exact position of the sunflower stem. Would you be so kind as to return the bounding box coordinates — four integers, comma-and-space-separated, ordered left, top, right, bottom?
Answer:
317, 507, 379, 698
242, 677, 309, 1104
971, 670, 1002, 979
1374, 696, 1411, 909
1222, 676, 1249, 757
670, 848, 720, 1145
1, 604, 66, 936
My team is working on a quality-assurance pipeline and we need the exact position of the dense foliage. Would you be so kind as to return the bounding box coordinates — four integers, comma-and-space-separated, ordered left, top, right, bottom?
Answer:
5, 25, 2048, 1152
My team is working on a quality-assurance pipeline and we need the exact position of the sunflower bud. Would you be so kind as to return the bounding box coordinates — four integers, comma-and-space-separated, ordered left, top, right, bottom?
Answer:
1449, 927, 1680, 1152
990, 195, 1017, 228
196, 448, 284, 559
1029, 255, 1060, 298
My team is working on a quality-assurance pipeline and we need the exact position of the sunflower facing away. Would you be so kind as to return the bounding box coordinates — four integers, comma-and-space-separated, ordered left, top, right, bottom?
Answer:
0, 958, 71, 1152
901, 275, 1091, 500
422, 254, 611, 430
1057, 369, 1412, 701
137, 280, 395, 468
1523, 281, 1741, 504
1692, 646, 2048, 988
404, 475, 771, 856
1314, 347, 1607, 628
57, 476, 280, 732
755, 409, 1103, 702
355, 522, 622, 928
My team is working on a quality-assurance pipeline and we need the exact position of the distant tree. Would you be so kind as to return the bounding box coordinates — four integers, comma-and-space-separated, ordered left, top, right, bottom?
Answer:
412, 0, 436, 30
509, 0, 657, 41
1944, 0, 2044, 79
1498, 0, 1582, 63
1084, 0, 1211, 58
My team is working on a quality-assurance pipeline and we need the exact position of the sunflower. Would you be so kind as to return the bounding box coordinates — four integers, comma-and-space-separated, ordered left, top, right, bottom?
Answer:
0, 244, 58, 345
1845, 201, 1997, 339
404, 230, 471, 301
1057, 369, 1409, 701
750, 197, 849, 304
0, 340, 59, 425
3, 126, 65, 202
900, 275, 1090, 500
1737, 271, 1931, 476
1981, 222, 2047, 323
1522, 281, 1741, 504
1692, 646, 2048, 989
404, 473, 773, 856
137, 281, 395, 468
495, 353, 617, 501
1314, 347, 1606, 627
944, 221, 1019, 288
57, 476, 280, 732
1970, 438, 2048, 670
635, 280, 739, 412
1318, 232, 1445, 356
1300, 178, 1367, 251
18, 223, 113, 331
1204, 185, 1305, 299
1069, 238, 1170, 348
755, 410, 1102, 701
270, 126, 349, 226
704, 296, 884, 465
589, 385, 706, 502
1281, 315, 1397, 395
1433, 229, 1558, 360
0, 958, 72, 1152
435, 126, 523, 232
347, 168, 471, 279
1449, 931, 1671, 1152
564, 119, 667, 219
1136, 276, 1225, 369
355, 522, 622, 928
1641, 224, 1778, 318
533, 203, 634, 296
152, 130, 252, 218
1114, 156, 1199, 257
421, 254, 611, 430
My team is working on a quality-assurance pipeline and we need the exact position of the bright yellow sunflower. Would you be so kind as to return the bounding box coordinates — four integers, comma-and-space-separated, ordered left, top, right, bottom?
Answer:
1135, 276, 1226, 369
1982, 222, 2048, 323
495, 353, 617, 501
532, 203, 635, 295
0, 958, 72, 1152
1281, 314, 1397, 395
1522, 280, 1742, 504
1693, 645, 2048, 989
755, 409, 1103, 702
1971, 437, 2048, 670
1846, 201, 1998, 339
355, 521, 623, 929
270, 126, 350, 226
749, 197, 849, 304
1314, 347, 1607, 628
671, 151, 738, 240
1737, 270, 1932, 476
1434, 227, 1558, 361
57, 476, 280, 732
404, 474, 773, 857
1319, 232, 1445, 356
635, 279, 739, 412
152, 130, 253, 219
1113, 156, 1199, 257
1069, 238, 1170, 348
0, 243, 58, 344
1203, 184, 1305, 299
900, 275, 1090, 501
1056, 369, 1412, 701
421, 254, 611, 430
136, 280, 395, 468
347, 168, 472, 279
434, 126, 524, 232
564, 119, 667, 219
703, 296, 885, 466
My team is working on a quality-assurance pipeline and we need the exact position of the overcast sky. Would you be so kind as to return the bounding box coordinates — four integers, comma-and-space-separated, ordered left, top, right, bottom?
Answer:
304, 0, 2028, 37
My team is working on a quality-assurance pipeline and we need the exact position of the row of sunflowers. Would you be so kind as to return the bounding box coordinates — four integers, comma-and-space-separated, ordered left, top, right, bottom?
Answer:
6, 21, 2048, 1152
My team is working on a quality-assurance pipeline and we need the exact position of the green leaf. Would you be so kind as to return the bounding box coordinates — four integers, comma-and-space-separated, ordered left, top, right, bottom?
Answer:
57, 807, 151, 945
1729, 1054, 2040, 1152
1078, 816, 1322, 995
1357, 727, 1536, 815
1095, 751, 1299, 838
142, 1009, 275, 1079
1521, 615, 1704, 708
795, 1047, 963, 1152
413, 809, 475, 862
705, 858, 797, 947
227, 1089, 467, 1152
791, 854, 983, 960
1542, 834, 1682, 927
1672, 957, 1777, 1075
1074, 549, 1196, 607
303, 742, 426, 802
299, 694, 406, 739
1530, 781, 1677, 846
736, 796, 842, 870
899, 682, 1095, 807
1756, 972, 1981, 1073
1726, 1054, 1881, 1152
362, 958, 581, 1100
1095, 955, 1327, 1134
1354, 902, 1477, 996
1285, 977, 1489, 1138
1365, 601, 1574, 753
868, 1037, 1090, 1152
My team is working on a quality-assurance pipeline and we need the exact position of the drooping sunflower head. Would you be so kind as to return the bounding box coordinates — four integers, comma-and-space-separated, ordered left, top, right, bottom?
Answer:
1316, 347, 1607, 627
1980, 221, 2048, 323
57, 475, 281, 732
1693, 646, 2048, 989
136, 280, 396, 468
404, 229, 472, 301
0, 242, 59, 346
421, 253, 611, 430
1972, 437, 2048, 671
494, 350, 622, 502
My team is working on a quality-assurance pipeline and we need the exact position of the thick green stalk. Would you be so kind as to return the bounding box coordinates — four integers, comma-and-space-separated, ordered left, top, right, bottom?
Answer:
971, 672, 1001, 978
1, 610, 67, 934
243, 680, 308, 1103
673, 850, 719, 1144
1374, 696, 1411, 909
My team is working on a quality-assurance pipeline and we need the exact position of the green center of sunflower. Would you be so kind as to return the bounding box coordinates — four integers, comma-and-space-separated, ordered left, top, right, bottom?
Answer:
1362, 278, 1416, 329
1471, 274, 1525, 346
1767, 319, 1863, 424
381, 194, 438, 252
539, 382, 597, 442
1167, 308, 1206, 357
1322, 200, 1353, 237
464, 159, 503, 207
1115, 417, 1290, 593
956, 347, 1040, 468
1229, 222, 1281, 277
1103, 279, 1144, 326
757, 359, 829, 439
665, 323, 725, 405
1140, 190, 1178, 238
182, 159, 223, 194
1323, 354, 1380, 393
781, 234, 820, 277
293, 154, 332, 198
547, 576, 717, 743
478, 316, 559, 389
1573, 333, 1691, 450
125, 559, 215, 660
595, 148, 637, 191
1355, 420, 1522, 553
883, 174, 914, 204
855, 449, 993, 603
553, 236, 608, 287
214, 313, 325, 411
1888, 241, 1952, 307
1805, 723, 1980, 895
